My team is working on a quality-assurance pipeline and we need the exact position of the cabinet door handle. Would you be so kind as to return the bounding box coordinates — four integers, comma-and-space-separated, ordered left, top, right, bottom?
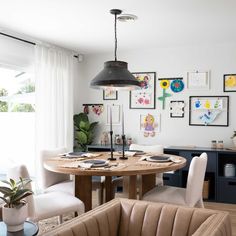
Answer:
191, 153, 201, 157
228, 181, 236, 186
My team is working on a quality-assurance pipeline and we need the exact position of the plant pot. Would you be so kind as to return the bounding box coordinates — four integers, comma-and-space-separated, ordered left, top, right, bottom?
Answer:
2, 203, 28, 232
233, 137, 236, 147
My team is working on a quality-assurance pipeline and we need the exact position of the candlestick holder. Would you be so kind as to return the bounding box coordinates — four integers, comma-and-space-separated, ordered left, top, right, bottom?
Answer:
108, 130, 116, 161
119, 134, 128, 160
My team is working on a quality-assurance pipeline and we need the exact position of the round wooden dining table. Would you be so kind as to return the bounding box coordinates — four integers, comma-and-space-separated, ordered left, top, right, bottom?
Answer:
44, 152, 186, 212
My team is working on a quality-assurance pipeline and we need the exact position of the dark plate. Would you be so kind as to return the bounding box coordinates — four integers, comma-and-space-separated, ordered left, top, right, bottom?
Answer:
83, 159, 108, 167
146, 156, 171, 162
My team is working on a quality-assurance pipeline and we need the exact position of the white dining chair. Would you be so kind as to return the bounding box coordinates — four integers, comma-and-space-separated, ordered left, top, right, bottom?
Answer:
7, 165, 85, 223
40, 148, 104, 205
143, 152, 208, 208
112, 144, 164, 197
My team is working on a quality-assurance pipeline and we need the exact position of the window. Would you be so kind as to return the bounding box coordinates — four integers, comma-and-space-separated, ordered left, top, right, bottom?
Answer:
0, 66, 35, 176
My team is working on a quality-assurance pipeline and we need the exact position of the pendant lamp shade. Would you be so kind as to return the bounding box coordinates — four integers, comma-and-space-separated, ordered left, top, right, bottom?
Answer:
90, 9, 141, 90
90, 61, 140, 90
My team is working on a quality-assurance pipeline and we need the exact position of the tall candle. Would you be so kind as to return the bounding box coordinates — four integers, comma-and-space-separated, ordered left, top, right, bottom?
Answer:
110, 106, 112, 131
122, 107, 124, 135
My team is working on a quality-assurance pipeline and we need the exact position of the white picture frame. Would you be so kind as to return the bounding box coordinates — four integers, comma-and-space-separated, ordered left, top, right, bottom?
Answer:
106, 104, 121, 125
186, 71, 210, 90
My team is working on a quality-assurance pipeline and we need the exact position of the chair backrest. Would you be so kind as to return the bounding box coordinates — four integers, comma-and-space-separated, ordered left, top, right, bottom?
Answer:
129, 144, 164, 154
7, 165, 35, 219
185, 153, 208, 207
39, 148, 70, 189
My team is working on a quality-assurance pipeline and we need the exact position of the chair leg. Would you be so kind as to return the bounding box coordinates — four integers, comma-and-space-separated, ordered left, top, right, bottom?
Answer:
97, 185, 104, 205
195, 198, 204, 208
58, 215, 63, 224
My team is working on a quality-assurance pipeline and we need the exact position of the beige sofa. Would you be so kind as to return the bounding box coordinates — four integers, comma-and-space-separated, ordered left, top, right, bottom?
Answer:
41, 198, 231, 236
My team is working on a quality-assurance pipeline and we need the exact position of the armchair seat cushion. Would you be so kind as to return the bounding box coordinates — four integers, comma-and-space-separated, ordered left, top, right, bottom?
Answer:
44, 180, 74, 195
41, 198, 232, 236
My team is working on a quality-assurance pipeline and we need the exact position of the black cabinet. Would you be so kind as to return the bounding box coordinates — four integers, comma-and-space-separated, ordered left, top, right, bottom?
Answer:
165, 147, 236, 203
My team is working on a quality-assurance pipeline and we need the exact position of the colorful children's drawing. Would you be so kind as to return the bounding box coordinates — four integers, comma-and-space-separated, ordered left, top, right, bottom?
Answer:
158, 80, 172, 110
199, 110, 221, 125
140, 114, 160, 137
194, 99, 223, 110
133, 92, 151, 106
170, 79, 184, 93
130, 72, 156, 109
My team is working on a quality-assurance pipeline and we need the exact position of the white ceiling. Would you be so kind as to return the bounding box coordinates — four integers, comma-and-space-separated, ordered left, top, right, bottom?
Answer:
0, 0, 236, 54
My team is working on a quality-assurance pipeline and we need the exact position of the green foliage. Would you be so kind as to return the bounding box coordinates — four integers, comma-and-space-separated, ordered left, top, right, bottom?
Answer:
0, 177, 33, 208
0, 101, 8, 112
17, 83, 35, 94
11, 103, 35, 112
0, 88, 8, 97
74, 113, 98, 151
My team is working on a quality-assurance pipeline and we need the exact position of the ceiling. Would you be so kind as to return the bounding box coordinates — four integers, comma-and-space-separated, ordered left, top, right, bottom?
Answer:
0, 0, 236, 54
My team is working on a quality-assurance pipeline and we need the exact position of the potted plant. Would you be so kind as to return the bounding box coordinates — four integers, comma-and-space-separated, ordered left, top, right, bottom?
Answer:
0, 177, 33, 232
231, 131, 236, 147
74, 113, 98, 151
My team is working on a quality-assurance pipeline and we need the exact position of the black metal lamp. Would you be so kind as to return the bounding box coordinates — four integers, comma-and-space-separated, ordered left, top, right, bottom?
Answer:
90, 9, 140, 90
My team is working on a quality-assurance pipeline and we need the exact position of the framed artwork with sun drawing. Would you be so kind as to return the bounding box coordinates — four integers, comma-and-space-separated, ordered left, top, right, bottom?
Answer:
129, 72, 156, 109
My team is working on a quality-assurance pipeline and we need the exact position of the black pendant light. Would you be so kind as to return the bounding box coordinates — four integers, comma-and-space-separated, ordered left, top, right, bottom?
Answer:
90, 9, 141, 90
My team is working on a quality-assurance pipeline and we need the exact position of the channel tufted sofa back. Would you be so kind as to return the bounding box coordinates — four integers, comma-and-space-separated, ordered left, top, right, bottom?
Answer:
41, 198, 231, 236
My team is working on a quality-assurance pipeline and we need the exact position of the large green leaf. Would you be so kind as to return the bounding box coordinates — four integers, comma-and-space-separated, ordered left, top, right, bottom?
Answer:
79, 121, 90, 131
76, 131, 88, 145
74, 113, 88, 128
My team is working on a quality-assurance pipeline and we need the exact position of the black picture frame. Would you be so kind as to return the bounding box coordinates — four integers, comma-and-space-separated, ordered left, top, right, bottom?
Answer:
129, 72, 156, 109
103, 90, 118, 100
223, 74, 236, 92
170, 100, 185, 118
189, 96, 229, 127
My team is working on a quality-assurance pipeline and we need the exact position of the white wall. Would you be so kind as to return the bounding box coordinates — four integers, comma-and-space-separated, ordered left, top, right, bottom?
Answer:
76, 43, 236, 148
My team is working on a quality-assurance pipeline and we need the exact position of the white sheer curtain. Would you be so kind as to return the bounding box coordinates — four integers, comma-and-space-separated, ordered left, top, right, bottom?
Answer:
35, 45, 74, 152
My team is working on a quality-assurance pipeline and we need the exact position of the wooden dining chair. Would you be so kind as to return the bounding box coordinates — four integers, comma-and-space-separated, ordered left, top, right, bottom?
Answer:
39, 148, 104, 205
143, 152, 208, 207
7, 165, 85, 223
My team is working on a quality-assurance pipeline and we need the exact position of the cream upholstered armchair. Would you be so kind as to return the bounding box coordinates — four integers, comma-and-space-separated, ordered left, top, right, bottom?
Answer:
143, 152, 208, 208
40, 148, 104, 205
112, 144, 164, 197
7, 165, 84, 223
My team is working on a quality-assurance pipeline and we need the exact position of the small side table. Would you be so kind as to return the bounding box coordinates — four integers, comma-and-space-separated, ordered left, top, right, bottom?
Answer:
0, 221, 38, 236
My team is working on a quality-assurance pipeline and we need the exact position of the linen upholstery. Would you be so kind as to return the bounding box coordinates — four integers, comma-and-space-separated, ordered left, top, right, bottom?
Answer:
143, 153, 208, 207
7, 165, 84, 222
41, 198, 232, 236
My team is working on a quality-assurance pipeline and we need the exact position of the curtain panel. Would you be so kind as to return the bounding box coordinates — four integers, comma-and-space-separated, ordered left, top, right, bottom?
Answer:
35, 45, 74, 152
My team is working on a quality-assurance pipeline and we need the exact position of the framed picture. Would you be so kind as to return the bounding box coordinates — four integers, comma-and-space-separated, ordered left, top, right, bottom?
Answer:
140, 113, 160, 137
129, 72, 156, 109
103, 89, 118, 100
170, 101, 185, 118
187, 71, 210, 90
189, 96, 229, 127
223, 74, 236, 92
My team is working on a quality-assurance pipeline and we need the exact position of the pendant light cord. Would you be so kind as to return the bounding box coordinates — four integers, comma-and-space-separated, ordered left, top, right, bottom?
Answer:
114, 13, 117, 61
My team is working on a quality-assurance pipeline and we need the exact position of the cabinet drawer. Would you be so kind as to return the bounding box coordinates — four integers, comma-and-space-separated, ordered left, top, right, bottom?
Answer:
217, 178, 236, 203
179, 151, 216, 172
163, 173, 180, 187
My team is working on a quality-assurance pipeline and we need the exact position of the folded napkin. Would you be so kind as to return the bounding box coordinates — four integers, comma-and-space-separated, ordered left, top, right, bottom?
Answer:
78, 162, 93, 168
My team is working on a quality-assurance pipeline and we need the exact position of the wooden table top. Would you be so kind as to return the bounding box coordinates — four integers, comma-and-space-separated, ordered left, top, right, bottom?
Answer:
44, 152, 186, 176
